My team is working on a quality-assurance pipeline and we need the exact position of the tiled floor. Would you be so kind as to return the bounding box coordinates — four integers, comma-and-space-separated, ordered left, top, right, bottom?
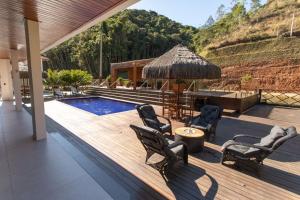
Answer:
0, 101, 112, 200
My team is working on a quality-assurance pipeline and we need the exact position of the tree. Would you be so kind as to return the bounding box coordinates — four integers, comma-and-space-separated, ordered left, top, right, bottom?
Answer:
203, 16, 215, 28
231, 1, 247, 22
231, 0, 246, 7
231, 0, 238, 5
44, 9, 196, 78
216, 4, 226, 20
250, 0, 261, 11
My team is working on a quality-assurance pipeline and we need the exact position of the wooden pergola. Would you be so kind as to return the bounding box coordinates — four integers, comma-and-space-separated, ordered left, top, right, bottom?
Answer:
110, 58, 154, 90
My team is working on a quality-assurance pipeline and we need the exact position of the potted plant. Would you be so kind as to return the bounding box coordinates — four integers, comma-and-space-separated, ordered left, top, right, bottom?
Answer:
172, 79, 186, 94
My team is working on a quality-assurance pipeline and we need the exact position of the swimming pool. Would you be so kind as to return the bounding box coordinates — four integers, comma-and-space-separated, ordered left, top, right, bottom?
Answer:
60, 97, 138, 116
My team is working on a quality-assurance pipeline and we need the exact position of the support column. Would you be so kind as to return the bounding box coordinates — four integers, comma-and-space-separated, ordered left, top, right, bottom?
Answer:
111, 66, 117, 88
133, 63, 137, 90
0, 59, 14, 100
10, 50, 22, 111
24, 19, 47, 140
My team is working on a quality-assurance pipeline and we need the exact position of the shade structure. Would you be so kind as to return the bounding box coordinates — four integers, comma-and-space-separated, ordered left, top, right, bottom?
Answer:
142, 44, 221, 80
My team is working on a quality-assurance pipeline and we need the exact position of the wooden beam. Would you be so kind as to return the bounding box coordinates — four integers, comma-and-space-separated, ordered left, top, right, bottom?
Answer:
111, 66, 117, 88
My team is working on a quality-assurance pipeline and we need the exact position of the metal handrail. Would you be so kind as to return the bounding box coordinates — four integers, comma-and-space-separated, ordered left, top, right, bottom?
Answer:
158, 80, 169, 105
159, 80, 169, 91
186, 80, 196, 92
139, 80, 149, 89
99, 79, 108, 87
109, 79, 119, 88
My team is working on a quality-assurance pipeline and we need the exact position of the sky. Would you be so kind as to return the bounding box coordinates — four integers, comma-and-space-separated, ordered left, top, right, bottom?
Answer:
129, 0, 267, 27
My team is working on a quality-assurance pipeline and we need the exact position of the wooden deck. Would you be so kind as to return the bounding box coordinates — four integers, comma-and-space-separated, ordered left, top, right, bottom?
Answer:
44, 100, 300, 200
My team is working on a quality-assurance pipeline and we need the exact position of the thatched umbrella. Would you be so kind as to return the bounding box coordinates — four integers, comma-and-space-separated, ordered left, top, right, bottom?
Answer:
142, 44, 221, 80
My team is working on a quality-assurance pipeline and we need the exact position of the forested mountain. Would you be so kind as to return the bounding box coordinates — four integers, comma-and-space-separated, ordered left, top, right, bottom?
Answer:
44, 0, 300, 90
44, 9, 196, 77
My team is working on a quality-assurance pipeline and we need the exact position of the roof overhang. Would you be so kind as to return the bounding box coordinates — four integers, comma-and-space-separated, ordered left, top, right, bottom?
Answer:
0, 0, 139, 60
111, 58, 155, 70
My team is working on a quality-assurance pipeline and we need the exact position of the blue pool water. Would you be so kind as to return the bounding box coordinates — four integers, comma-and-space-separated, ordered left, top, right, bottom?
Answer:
60, 97, 138, 116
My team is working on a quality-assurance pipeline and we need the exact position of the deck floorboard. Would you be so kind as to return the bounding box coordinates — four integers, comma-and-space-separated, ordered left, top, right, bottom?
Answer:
44, 101, 300, 200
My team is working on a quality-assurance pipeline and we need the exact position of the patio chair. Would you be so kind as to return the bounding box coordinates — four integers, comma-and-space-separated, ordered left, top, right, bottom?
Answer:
53, 88, 64, 99
70, 86, 80, 96
186, 105, 223, 141
221, 126, 297, 170
136, 104, 172, 135
130, 124, 188, 177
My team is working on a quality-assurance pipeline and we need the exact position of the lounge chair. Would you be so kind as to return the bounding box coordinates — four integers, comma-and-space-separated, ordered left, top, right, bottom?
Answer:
130, 124, 188, 178
136, 104, 172, 135
221, 126, 297, 170
70, 86, 80, 96
186, 105, 223, 141
53, 88, 64, 99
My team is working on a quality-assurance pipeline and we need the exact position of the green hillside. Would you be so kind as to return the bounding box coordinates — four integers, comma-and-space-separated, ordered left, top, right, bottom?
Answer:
206, 37, 300, 67
44, 9, 196, 77
193, 0, 300, 90
194, 0, 300, 54
44, 0, 300, 90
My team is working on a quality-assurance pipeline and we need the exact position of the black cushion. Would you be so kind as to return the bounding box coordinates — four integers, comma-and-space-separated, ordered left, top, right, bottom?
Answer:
161, 124, 171, 132
136, 104, 172, 134
140, 105, 159, 122
222, 140, 260, 157
201, 105, 220, 123
191, 116, 208, 127
139, 105, 161, 129
191, 123, 209, 131
166, 139, 185, 156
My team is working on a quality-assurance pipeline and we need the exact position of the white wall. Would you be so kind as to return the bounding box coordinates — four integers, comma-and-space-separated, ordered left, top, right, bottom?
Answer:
0, 59, 13, 100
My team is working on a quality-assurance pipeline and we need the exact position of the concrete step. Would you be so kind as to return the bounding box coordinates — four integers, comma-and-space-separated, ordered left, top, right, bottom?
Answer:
85, 87, 193, 106
88, 92, 163, 105
86, 87, 192, 99
86, 91, 163, 102
86, 87, 162, 97
86, 89, 192, 102
85, 89, 161, 99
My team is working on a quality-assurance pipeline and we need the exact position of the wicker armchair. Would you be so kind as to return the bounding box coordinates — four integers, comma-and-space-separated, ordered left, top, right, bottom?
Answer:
221, 126, 297, 170
130, 125, 188, 178
186, 105, 223, 141
136, 104, 172, 135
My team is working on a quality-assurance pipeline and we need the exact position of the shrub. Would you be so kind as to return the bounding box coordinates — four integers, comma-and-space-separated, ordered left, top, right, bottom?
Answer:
59, 70, 73, 86
44, 69, 61, 88
241, 74, 252, 84
123, 79, 131, 87
105, 75, 111, 84
44, 69, 92, 89
117, 77, 124, 86
69, 69, 93, 89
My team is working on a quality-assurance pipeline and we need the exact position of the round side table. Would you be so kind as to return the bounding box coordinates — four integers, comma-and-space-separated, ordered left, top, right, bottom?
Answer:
175, 127, 205, 153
